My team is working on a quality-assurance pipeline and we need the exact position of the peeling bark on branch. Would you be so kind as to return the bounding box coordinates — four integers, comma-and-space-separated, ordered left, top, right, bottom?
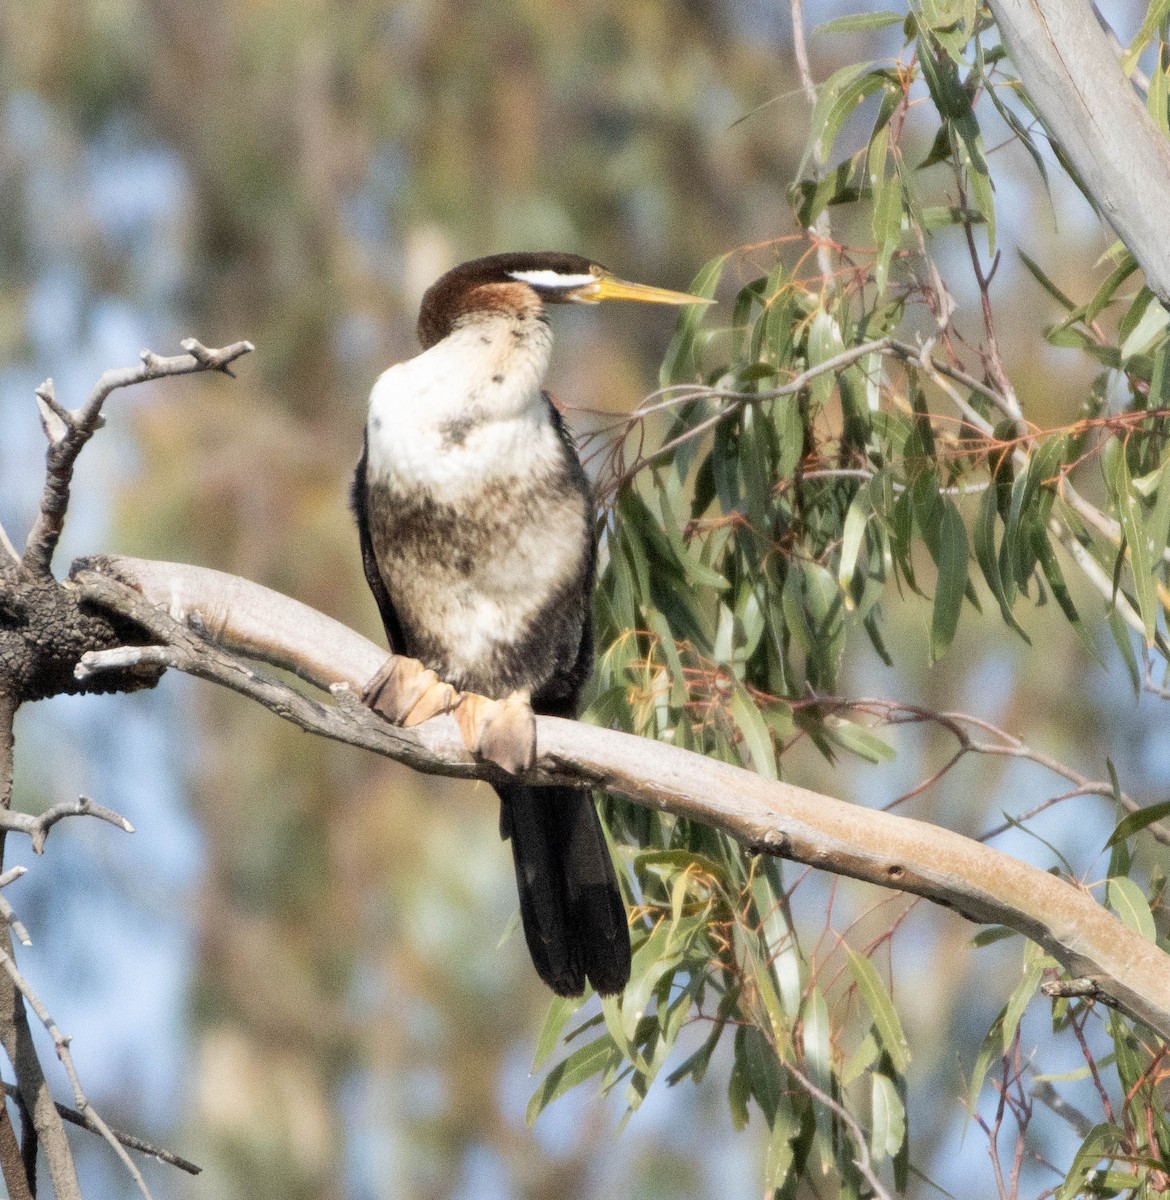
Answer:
72, 554, 1170, 1041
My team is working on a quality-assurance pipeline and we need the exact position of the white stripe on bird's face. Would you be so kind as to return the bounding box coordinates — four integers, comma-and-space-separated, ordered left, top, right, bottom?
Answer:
507, 268, 598, 290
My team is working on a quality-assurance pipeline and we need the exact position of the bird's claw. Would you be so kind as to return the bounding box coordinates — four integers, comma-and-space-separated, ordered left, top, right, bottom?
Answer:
363, 658, 534, 773
362, 655, 459, 727
454, 691, 536, 774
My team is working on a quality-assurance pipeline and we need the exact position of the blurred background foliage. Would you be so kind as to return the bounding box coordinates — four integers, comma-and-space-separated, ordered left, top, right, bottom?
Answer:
0, 0, 1167, 1197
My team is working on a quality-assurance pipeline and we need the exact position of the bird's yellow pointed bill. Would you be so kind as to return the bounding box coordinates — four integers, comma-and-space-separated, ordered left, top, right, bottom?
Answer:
575, 274, 716, 306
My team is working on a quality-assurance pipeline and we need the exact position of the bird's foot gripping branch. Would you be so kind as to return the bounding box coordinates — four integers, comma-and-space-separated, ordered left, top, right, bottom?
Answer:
363, 653, 536, 774
5, 340, 1170, 1200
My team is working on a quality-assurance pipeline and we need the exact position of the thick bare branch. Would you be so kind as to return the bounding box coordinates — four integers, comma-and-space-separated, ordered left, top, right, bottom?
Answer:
71, 555, 1170, 1041
988, 0, 1170, 303
22, 339, 254, 578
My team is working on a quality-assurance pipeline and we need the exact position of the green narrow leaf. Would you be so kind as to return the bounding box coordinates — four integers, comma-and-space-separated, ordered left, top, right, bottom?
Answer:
730, 680, 778, 779
842, 1032, 880, 1086
658, 254, 727, 385
619, 918, 682, 1050
837, 479, 871, 600
1120, 0, 1170, 75
1148, 57, 1169, 136
964, 1016, 1003, 1134
527, 1033, 622, 1124
802, 986, 834, 1171
1108, 1009, 1144, 1097
741, 1025, 785, 1122
1145, 453, 1170, 569
824, 716, 896, 764
1033, 525, 1099, 663
1102, 608, 1140, 699
1002, 943, 1046, 1051
869, 125, 902, 294
800, 63, 890, 177
728, 1035, 752, 1130
919, 204, 985, 229
1083, 250, 1138, 324
845, 945, 910, 1073
532, 995, 585, 1072
1105, 799, 1170, 848
815, 10, 904, 34
1106, 876, 1157, 943
956, 118, 995, 254
931, 497, 969, 661
870, 1072, 906, 1161
763, 1100, 798, 1190
1055, 1124, 1123, 1200
1119, 287, 1170, 362
1017, 249, 1076, 311
974, 480, 1029, 639
1104, 436, 1158, 644
807, 306, 844, 412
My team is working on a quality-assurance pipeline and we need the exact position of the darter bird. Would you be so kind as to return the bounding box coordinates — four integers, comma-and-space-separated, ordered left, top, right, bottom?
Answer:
352, 251, 710, 996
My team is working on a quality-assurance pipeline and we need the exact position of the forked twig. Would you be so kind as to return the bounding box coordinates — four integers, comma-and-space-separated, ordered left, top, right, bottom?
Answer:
23, 339, 253, 577
0, 948, 156, 1200
0, 1081, 200, 1176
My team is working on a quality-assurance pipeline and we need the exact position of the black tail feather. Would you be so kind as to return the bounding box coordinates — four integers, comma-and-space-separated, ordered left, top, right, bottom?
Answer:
497, 783, 631, 997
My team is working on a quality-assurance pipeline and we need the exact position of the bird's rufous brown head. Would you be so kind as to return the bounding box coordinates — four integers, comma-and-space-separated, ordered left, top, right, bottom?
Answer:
416, 251, 713, 348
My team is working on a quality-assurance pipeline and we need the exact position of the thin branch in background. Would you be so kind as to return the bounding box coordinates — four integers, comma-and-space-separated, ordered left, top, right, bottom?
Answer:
22, 339, 253, 577
970, 1028, 1033, 1200
802, 695, 1170, 846
1069, 1006, 1117, 1127
1090, 0, 1150, 94
598, 336, 894, 499
1052, 518, 1150, 644
0, 1082, 200, 1177
958, 186, 1021, 419
783, 1057, 894, 1200
0, 868, 29, 949
1029, 1079, 1095, 1138
789, 0, 835, 284
1140, 644, 1170, 700
0, 947, 155, 1200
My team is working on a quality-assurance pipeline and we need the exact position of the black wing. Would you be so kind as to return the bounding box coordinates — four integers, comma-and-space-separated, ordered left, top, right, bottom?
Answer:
530, 395, 596, 718
351, 430, 407, 653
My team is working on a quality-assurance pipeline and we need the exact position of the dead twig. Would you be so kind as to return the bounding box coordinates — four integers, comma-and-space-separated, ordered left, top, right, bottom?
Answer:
0, 868, 29, 948
0, 946, 155, 1200
0, 1081, 200, 1176
0, 796, 133, 856
23, 339, 253, 577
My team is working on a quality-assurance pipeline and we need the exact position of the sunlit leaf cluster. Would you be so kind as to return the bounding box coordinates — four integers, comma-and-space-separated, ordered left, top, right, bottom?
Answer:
535, 2, 1170, 1195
